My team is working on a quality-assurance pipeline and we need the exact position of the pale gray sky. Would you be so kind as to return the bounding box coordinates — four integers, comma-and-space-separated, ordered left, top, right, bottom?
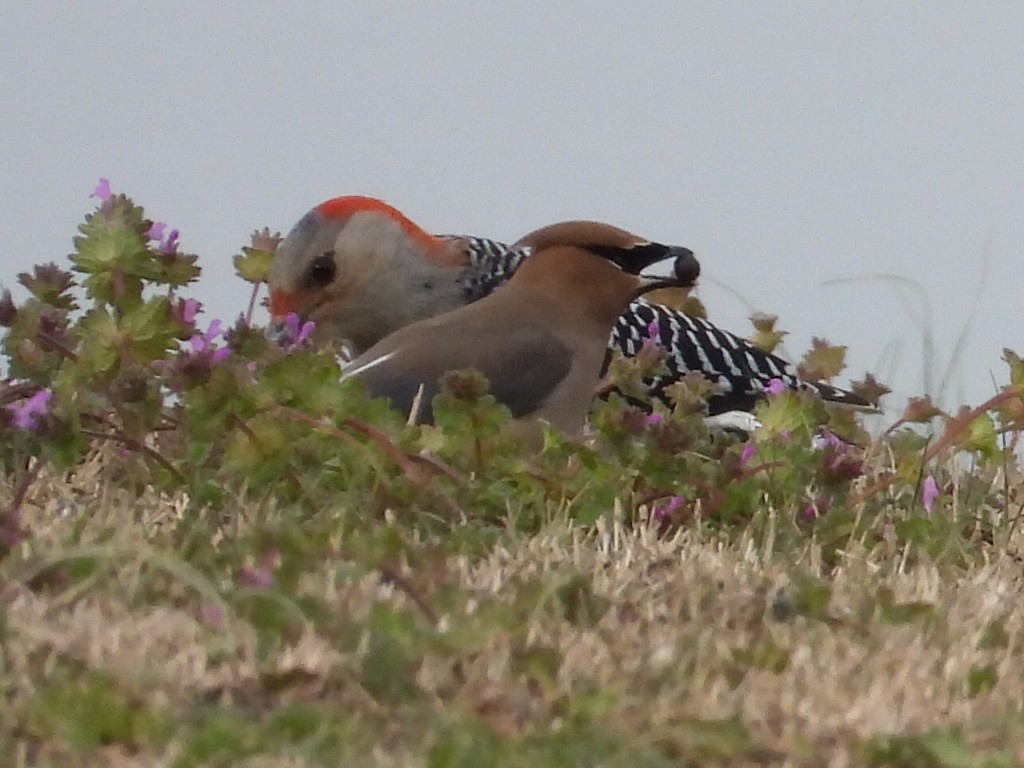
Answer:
3, 3, 1021, 413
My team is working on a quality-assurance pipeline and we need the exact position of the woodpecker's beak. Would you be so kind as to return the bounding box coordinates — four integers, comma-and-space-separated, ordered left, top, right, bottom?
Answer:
267, 289, 304, 346
269, 289, 300, 322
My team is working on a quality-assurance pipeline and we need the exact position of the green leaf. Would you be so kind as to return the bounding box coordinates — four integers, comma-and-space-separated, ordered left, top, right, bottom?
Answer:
967, 664, 998, 697
233, 247, 275, 284
977, 619, 1010, 650
962, 412, 999, 459
1003, 348, 1024, 390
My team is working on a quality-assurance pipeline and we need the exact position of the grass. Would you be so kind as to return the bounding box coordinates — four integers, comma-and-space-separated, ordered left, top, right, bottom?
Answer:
4, 187, 1023, 766
3, 443, 1024, 768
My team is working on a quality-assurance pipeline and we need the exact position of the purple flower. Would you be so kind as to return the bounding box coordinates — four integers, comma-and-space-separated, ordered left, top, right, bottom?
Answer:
91, 178, 112, 201
147, 221, 167, 242
189, 319, 221, 352
239, 564, 275, 588
765, 378, 786, 396
652, 495, 685, 521
646, 321, 661, 344
188, 320, 231, 364
739, 443, 757, 468
239, 551, 279, 589
7, 388, 52, 430
922, 476, 939, 513
181, 298, 199, 324
812, 429, 844, 451
644, 411, 664, 427
157, 228, 180, 255
283, 312, 316, 349
199, 601, 226, 631
146, 219, 180, 253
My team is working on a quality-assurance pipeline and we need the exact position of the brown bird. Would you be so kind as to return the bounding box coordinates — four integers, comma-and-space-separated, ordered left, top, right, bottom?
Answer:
339, 220, 699, 435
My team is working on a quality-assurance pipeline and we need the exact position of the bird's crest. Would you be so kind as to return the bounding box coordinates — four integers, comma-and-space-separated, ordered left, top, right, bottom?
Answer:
513, 220, 698, 285
315, 196, 451, 259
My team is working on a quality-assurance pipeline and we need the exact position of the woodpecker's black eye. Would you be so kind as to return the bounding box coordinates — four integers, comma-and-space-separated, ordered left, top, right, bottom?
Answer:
307, 252, 336, 287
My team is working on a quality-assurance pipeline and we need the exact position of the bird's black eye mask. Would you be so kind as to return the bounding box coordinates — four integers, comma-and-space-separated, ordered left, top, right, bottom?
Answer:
304, 251, 337, 288
587, 243, 700, 287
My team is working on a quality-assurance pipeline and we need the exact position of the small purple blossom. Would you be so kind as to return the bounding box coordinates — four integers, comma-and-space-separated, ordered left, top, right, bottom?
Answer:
157, 228, 180, 255
147, 221, 167, 241
239, 564, 275, 588
765, 378, 786, 396
283, 312, 316, 349
188, 320, 231, 364
812, 429, 844, 451
6, 388, 52, 430
646, 321, 661, 344
739, 443, 757, 468
91, 178, 112, 201
181, 298, 199, 324
146, 219, 180, 253
652, 495, 685, 521
199, 601, 226, 631
922, 475, 939, 513
238, 551, 279, 589
189, 319, 221, 352
644, 412, 665, 427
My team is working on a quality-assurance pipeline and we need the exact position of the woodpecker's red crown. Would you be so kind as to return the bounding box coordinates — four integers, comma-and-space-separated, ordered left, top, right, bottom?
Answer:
313, 196, 442, 253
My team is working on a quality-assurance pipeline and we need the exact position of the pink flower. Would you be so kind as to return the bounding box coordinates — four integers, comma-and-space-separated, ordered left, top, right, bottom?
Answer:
147, 221, 167, 241
239, 565, 275, 588
739, 443, 757, 468
7, 388, 52, 430
802, 496, 833, 520
91, 178, 112, 201
188, 320, 231, 364
283, 312, 316, 349
652, 495, 685, 521
157, 228, 180, 255
238, 551, 279, 588
646, 321, 661, 344
813, 429, 843, 450
189, 320, 221, 353
181, 298, 200, 324
644, 412, 664, 427
922, 475, 939, 513
199, 602, 226, 631
146, 220, 180, 253
765, 378, 786, 395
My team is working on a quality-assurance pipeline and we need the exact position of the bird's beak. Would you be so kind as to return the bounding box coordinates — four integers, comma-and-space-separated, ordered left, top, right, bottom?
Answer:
269, 289, 300, 324
637, 248, 700, 293
266, 289, 307, 347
